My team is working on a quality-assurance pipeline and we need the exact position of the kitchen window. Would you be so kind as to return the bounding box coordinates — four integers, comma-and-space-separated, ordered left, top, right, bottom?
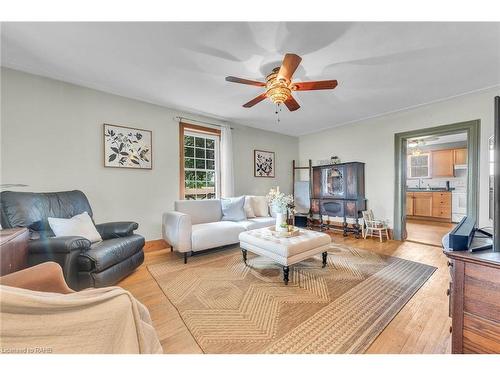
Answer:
179, 123, 221, 200
408, 153, 430, 178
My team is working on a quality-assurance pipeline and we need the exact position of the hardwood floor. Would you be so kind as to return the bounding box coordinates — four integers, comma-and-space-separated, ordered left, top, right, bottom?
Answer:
406, 219, 455, 247
118, 233, 452, 354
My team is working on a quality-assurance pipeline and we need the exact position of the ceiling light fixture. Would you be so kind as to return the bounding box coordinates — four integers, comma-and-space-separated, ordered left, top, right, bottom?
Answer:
266, 68, 291, 104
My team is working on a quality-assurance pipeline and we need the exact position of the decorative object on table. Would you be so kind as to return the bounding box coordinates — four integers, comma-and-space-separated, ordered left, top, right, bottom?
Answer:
361, 210, 390, 242
103, 123, 152, 169
268, 226, 300, 238
330, 156, 341, 164
254, 149, 275, 177
267, 187, 293, 232
309, 162, 366, 238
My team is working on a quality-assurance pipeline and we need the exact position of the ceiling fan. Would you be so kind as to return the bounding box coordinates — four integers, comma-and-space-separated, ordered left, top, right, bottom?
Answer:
225, 53, 338, 112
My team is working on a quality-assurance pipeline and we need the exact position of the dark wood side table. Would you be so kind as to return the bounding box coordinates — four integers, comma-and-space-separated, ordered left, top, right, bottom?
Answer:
443, 237, 500, 353
0, 227, 29, 276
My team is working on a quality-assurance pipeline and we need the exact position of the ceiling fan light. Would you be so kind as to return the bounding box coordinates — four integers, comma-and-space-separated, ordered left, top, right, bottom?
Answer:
266, 68, 291, 104
267, 86, 291, 104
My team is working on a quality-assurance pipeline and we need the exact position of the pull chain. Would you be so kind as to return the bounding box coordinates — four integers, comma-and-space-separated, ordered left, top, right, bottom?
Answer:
275, 102, 282, 124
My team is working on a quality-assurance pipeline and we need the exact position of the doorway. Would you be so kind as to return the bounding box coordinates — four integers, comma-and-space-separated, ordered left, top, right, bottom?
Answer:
393, 120, 480, 245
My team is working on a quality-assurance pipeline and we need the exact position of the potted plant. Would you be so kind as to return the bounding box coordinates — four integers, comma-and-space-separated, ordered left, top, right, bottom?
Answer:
266, 187, 294, 232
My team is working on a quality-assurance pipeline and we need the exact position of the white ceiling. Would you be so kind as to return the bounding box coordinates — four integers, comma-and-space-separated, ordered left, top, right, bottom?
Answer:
2, 22, 500, 136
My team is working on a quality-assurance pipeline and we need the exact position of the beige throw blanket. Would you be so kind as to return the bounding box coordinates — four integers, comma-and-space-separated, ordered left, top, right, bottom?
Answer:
0, 285, 162, 354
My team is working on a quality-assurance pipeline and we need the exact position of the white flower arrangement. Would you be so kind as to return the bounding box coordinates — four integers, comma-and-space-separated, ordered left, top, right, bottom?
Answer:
266, 187, 293, 214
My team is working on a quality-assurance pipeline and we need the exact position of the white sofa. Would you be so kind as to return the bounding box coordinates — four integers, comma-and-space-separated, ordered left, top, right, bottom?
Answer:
162, 198, 275, 263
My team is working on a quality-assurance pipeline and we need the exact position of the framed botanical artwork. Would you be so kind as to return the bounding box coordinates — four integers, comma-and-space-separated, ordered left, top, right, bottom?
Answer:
254, 149, 275, 178
103, 123, 152, 169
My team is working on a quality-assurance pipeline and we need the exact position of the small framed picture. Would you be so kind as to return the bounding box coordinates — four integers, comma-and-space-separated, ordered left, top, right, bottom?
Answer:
254, 149, 275, 178
103, 123, 152, 169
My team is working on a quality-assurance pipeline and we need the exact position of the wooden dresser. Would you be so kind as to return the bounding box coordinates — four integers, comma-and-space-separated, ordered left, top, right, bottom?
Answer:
0, 227, 29, 276
444, 250, 500, 353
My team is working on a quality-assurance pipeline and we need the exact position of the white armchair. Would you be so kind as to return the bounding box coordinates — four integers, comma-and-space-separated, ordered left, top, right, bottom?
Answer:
362, 210, 390, 242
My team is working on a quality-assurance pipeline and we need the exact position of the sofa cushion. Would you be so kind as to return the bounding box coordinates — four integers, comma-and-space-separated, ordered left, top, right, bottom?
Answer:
175, 199, 222, 225
240, 216, 276, 230
191, 221, 245, 252
252, 196, 270, 217
78, 234, 145, 272
244, 196, 256, 218
221, 196, 246, 221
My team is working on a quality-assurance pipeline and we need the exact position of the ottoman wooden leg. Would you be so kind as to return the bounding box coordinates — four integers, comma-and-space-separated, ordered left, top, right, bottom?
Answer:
322, 251, 328, 268
283, 266, 290, 285
241, 249, 247, 265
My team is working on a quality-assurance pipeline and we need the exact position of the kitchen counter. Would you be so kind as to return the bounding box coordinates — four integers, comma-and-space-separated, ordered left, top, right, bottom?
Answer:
406, 187, 455, 192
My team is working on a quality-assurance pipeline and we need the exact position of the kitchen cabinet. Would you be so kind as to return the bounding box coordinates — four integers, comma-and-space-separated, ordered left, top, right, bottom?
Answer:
454, 148, 468, 165
413, 192, 433, 217
406, 191, 452, 222
432, 191, 452, 219
406, 193, 414, 216
431, 149, 455, 177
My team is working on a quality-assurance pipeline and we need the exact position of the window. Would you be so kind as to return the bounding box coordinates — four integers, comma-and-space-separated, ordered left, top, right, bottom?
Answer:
408, 153, 430, 178
180, 123, 220, 200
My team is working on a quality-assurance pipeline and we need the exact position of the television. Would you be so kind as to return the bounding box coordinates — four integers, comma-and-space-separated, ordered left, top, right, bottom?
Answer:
494, 96, 499, 252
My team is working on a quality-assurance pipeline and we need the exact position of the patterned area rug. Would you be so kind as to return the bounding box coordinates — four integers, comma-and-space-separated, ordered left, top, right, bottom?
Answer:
148, 244, 436, 353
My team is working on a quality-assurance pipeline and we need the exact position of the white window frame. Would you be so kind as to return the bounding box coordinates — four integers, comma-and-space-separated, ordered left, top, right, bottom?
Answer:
183, 130, 221, 200
407, 153, 431, 179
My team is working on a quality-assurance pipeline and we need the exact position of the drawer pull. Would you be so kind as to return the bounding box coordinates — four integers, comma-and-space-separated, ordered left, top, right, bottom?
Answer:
446, 288, 450, 296
449, 326, 452, 333
447, 261, 453, 267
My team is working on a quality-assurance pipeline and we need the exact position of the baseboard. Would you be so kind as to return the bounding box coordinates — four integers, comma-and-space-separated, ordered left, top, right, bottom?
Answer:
144, 239, 170, 252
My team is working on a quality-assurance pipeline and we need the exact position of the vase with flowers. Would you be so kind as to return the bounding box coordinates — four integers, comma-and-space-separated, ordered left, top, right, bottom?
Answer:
266, 186, 294, 232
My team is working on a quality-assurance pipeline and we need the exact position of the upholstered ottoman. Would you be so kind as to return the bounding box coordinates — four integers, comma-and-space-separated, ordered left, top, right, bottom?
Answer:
238, 227, 332, 284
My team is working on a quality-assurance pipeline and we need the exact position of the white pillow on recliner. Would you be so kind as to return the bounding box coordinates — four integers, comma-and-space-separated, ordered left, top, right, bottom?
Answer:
48, 212, 102, 243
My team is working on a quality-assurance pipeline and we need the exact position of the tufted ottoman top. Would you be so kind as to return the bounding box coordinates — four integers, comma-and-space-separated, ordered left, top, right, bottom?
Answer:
239, 227, 331, 258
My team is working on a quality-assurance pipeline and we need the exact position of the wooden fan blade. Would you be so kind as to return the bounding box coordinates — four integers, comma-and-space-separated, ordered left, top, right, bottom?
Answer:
284, 95, 300, 111
225, 76, 266, 87
292, 80, 338, 91
243, 93, 267, 108
277, 54, 302, 81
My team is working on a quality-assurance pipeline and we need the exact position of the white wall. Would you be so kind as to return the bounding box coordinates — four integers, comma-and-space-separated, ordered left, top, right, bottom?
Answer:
299, 87, 500, 229
1, 68, 298, 240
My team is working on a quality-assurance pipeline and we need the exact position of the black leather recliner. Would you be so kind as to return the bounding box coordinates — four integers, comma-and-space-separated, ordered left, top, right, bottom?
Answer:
0, 190, 144, 290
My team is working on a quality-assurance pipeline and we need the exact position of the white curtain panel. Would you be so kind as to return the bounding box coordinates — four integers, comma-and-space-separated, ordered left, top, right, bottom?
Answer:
220, 124, 235, 197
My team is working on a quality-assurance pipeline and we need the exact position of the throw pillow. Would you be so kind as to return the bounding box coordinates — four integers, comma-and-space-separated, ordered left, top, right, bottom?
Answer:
48, 212, 102, 243
252, 196, 270, 217
244, 196, 256, 218
221, 196, 247, 222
